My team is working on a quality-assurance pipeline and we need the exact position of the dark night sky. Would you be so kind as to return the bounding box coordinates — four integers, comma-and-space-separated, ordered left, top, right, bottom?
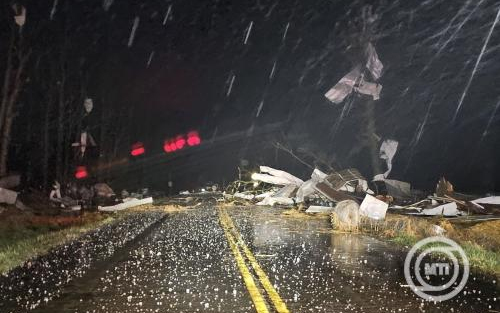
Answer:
2, 0, 500, 192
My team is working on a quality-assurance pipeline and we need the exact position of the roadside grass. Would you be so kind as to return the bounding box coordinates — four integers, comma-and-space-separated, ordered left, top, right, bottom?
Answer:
0, 203, 174, 275
331, 213, 500, 277
0, 211, 117, 274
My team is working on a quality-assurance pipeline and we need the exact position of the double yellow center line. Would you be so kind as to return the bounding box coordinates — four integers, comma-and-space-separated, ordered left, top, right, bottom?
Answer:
218, 208, 290, 313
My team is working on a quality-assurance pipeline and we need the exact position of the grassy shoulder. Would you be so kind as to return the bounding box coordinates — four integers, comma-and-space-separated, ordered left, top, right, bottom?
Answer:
345, 214, 500, 278
0, 203, 186, 275
0, 209, 118, 274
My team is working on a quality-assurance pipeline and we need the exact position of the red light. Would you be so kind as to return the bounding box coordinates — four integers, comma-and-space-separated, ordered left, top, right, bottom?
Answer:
75, 166, 88, 179
175, 137, 186, 149
187, 131, 201, 146
163, 141, 172, 153
131, 142, 145, 156
169, 142, 177, 151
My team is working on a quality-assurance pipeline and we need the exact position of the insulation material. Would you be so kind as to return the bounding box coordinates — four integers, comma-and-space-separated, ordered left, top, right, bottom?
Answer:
251, 173, 292, 186
359, 194, 388, 220
324, 65, 361, 104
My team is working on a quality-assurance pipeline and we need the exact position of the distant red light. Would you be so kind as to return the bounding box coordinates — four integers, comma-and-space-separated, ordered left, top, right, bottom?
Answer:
175, 137, 186, 149
75, 166, 88, 179
163, 141, 172, 153
187, 131, 201, 146
131, 142, 145, 156
169, 141, 177, 151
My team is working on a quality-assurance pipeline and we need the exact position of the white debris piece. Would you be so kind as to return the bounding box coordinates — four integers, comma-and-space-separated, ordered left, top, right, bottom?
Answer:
421, 202, 461, 216
12, 4, 26, 27
471, 196, 500, 205
128, 17, 140, 47
0, 187, 18, 205
256, 196, 294, 206
233, 192, 255, 200
84, 98, 93, 114
259, 166, 304, 186
296, 168, 328, 203
311, 168, 327, 181
98, 197, 153, 212
72, 131, 96, 157
365, 43, 383, 80
355, 76, 382, 100
332, 200, 360, 228
359, 194, 388, 220
251, 173, 291, 186
324, 65, 361, 104
295, 180, 317, 203
305, 206, 336, 213
378, 139, 398, 179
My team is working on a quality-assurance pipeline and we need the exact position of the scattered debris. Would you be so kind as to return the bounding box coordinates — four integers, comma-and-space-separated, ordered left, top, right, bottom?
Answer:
0, 187, 18, 205
98, 197, 153, 212
436, 177, 454, 197
359, 194, 388, 220
420, 202, 462, 217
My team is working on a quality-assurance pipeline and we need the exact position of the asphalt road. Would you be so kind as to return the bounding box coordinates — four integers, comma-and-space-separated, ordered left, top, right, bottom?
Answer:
15, 204, 500, 313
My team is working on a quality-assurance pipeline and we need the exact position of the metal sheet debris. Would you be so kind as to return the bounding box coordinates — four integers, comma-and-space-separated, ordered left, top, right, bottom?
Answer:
420, 202, 461, 216
365, 43, 383, 81
324, 65, 361, 104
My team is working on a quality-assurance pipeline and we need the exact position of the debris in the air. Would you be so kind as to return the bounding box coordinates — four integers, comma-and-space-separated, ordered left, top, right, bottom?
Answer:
128, 16, 140, 47
365, 43, 383, 80
374, 139, 399, 180
325, 65, 361, 104
83, 98, 93, 114
12, 4, 26, 27
72, 131, 96, 158
354, 76, 382, 100
359, 194, 388, 220
98, 197, 153, 212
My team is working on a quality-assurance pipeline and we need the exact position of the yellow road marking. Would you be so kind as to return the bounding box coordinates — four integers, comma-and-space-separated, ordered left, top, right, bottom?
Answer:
219, 209, 291, 313
219, 211, 270, 313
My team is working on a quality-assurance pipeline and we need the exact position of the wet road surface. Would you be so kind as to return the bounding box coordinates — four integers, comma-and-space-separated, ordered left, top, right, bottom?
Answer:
12, 204, 500, 312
